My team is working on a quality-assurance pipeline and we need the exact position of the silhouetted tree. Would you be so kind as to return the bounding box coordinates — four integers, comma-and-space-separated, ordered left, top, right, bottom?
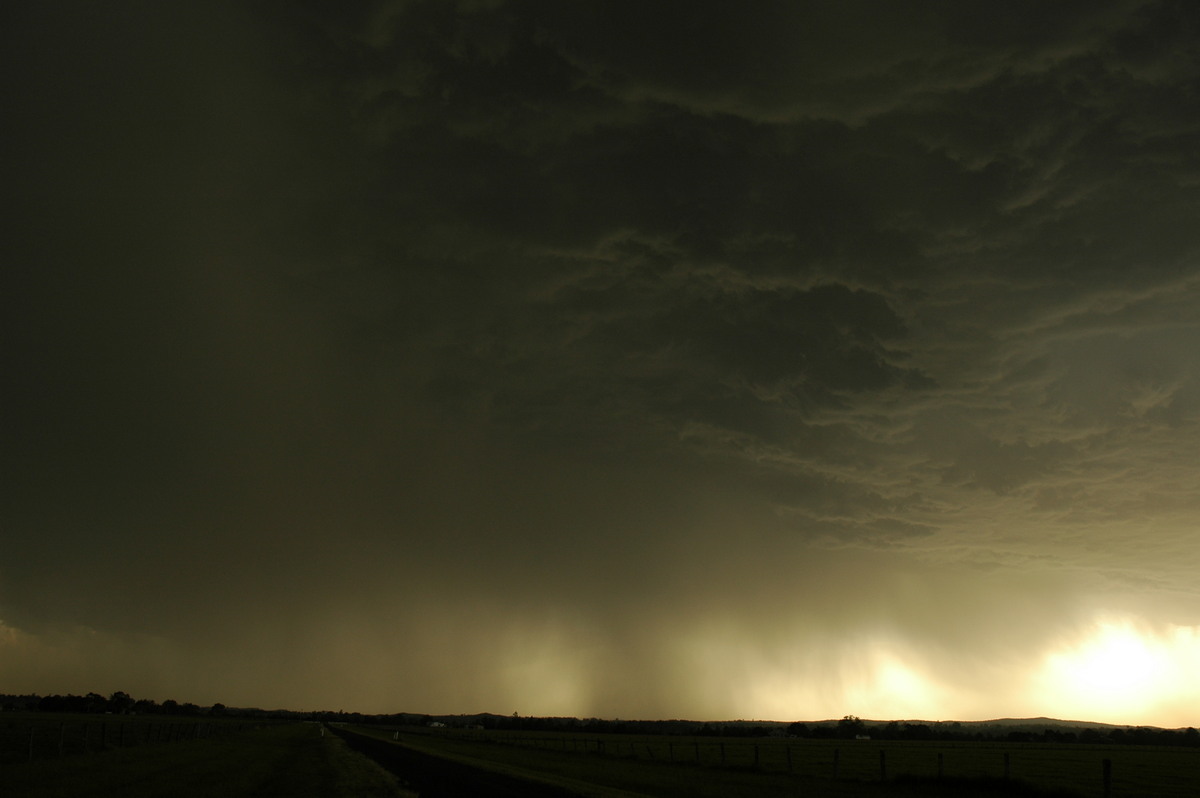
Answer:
811, 724, 836, 739
85, 692, 109, 713
132, 698, 158, 714
903, 723, 933, 740
38, 695, 64, 712
109, 691, 133, 714
787, 722, 810, 737
837, 715, 866, 738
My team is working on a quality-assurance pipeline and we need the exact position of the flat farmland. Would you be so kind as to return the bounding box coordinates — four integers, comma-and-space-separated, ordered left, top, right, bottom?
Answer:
346, 725, 1200, 797
0, 712, 257, 763
0, 720, 411, 798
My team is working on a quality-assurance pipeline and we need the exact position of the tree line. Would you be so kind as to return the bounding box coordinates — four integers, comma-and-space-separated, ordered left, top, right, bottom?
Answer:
8, 695, 1196, 748
788, 716, 1200, 747
1, 691, 237, 717
352, 711, 1200, 748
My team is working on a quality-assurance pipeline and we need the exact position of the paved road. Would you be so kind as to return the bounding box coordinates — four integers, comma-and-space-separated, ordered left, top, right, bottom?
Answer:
330, 726, 585, 798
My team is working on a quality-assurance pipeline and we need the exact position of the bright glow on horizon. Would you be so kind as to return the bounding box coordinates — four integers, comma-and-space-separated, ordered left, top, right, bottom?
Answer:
669, 615, 1200, 726
5, 611, 1199, 727
841, 644, 945, 720
677, 625, 967, 723
1034, 616, 1200, 726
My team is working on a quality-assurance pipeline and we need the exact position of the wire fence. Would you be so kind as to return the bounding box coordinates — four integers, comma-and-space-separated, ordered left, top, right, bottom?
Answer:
0, 715, 259, 764
405, 728, 1200, 798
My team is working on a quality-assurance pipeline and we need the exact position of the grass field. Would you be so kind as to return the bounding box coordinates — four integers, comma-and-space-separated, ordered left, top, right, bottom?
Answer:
345, 725, 1200, 797
0, 712, 256, 763
4, 716, 1196, 797
0, 721, 413, 798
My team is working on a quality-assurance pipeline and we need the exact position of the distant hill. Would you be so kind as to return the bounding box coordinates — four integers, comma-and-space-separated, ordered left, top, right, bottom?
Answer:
806, 716, 1141, 731
898, 717, 1124, 728
975, 717, 1127, 730
387, 712, 1186, 731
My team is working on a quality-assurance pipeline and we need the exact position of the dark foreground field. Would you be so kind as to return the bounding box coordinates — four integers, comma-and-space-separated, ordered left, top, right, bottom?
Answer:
4, 717, 1196, 797
337, 724, 1200, 798
330, 725, 589, 797
0, 721, 412, 798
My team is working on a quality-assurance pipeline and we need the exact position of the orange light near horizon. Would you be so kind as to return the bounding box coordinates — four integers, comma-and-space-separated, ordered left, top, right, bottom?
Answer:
710, 632, 965, 723
841, 645, 945, 720
1034, 616, 1200, 726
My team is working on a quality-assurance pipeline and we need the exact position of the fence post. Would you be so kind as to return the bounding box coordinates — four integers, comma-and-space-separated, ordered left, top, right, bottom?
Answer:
786, 745, 793, 772
938, 751, 944, 779
833, 748, 840, 780
879, 749, 887, 781
1102, 758, 1112, 798
669, 742, 674, 761
754, 744, 760, 768
1003, 752, 1010, 780
28, 724, 35, 761
720, 742, 725, 764
695, 741, 700, 763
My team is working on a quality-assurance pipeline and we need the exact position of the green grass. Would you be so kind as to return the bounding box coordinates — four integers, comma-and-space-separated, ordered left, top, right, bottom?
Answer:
346, 726, 1200, 798
0, 722, 414, 798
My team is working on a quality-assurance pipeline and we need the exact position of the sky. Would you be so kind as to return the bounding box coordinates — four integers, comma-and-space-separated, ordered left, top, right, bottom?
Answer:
4, 1, 1200, 728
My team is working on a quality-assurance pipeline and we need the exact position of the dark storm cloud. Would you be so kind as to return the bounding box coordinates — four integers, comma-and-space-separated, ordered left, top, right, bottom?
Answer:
5, 0, 1200, 722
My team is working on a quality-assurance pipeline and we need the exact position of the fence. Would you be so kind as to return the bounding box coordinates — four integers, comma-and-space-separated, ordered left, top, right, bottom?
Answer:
0, 715, 258, 764
407, 728, 1199, 797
